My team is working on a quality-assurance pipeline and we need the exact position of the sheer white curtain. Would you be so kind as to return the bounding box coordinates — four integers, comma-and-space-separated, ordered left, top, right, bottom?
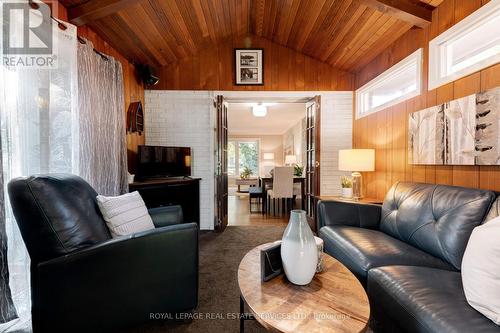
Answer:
0, 6, 128, 332
0, 12, 78, 332
0, 125, 17, 326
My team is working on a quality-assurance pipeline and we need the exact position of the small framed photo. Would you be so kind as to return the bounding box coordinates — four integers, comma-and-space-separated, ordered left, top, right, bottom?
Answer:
260, 242, 282, 282
235, 48, 263, 85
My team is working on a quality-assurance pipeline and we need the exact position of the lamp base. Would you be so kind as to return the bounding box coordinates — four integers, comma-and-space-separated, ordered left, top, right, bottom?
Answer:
351, 171, 363, 200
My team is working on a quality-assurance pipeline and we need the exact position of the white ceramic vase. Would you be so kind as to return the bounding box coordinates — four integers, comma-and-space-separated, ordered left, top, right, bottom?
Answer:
281, 210, 318, 285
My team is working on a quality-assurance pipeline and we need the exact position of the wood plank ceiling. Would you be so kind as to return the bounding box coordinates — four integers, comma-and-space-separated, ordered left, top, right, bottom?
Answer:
60, 0, 445, 72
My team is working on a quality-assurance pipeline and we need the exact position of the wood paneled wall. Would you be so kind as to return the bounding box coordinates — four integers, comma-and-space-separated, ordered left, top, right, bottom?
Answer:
53, 1, 145, 173
152, 35, 354, 91
353, 0, 500, 201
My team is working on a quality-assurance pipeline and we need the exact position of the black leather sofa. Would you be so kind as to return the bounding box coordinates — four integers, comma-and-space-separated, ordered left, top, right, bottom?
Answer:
8, 174, 199, 333
317, 182, 500, 333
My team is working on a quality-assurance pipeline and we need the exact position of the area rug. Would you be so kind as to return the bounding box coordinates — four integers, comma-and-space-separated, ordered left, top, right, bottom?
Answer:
7, 225, 372, 333
127, 226, 286, 333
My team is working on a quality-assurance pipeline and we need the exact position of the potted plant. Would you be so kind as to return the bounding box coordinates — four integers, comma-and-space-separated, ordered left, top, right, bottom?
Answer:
240, 166, 253, 179
341, 175, 353, 198
294, 164, 304, 177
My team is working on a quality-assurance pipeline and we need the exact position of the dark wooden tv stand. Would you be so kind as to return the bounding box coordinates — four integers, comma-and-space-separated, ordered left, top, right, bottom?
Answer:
129, 177, 201, 225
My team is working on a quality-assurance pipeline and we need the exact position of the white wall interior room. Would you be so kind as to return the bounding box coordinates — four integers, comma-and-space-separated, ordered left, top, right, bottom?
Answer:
144, 90, 215, 230
144, 91, 352, 230
227, 102, 306, 179
282, 119, 305, 167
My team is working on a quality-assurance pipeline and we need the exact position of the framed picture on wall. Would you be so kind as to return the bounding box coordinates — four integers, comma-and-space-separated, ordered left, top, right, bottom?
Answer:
235, 49, 264, 85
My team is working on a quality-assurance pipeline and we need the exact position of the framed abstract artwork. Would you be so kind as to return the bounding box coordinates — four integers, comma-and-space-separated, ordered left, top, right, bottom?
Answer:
409, 86, 500, 165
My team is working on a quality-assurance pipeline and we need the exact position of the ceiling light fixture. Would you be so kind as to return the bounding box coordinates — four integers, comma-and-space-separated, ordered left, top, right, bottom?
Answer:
252, 104, 267, 117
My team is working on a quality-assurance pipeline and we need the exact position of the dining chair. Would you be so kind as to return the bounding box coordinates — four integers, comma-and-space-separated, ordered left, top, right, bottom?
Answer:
293, 182, 301, 197
267, 167, 294, 216
249, 184, 264, 213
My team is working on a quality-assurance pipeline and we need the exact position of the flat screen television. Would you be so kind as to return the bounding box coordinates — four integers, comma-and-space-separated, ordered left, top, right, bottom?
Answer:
137, 145, 191, 179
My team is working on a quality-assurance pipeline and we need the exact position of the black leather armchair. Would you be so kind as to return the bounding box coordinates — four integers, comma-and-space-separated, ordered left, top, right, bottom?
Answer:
8, 174, 198, 333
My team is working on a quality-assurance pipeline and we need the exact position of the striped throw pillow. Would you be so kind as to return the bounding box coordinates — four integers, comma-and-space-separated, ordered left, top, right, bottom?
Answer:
96, 191, 155, 238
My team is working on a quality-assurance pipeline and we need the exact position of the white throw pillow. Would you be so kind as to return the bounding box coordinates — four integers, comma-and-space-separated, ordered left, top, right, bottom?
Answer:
96, 191, 155, 238
462, 215, 500, 325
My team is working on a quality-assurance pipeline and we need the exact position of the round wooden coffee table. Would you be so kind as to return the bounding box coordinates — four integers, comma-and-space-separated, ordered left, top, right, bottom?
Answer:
238, 243, 370, 333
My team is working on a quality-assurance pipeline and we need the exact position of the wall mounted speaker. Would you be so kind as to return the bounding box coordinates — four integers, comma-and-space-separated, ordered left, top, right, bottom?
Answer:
138, 65, 159, 87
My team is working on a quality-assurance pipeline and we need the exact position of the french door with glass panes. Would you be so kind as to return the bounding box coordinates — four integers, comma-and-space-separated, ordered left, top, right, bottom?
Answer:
215, 95, 228, 231
305, 96, 321, 219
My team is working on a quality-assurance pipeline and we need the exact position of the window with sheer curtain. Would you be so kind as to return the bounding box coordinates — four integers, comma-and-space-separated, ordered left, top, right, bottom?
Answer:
0, 11, 78, 331
0, 1, 128, 329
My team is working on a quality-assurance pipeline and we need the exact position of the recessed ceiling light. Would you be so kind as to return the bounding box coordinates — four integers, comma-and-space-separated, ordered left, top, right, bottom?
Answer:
252, 105, 267, 117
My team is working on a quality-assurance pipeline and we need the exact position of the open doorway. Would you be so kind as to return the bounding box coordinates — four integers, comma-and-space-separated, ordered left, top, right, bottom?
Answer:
214, 94, 321, 228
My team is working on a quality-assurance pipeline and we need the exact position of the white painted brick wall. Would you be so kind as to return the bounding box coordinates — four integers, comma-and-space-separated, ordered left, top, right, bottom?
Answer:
144, 90, 353, 228
145, 91, 215, 230
320, 92, 353, 195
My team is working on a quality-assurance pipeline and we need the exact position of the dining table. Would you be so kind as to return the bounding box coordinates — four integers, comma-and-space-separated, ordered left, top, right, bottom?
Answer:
259, 176, 306, 214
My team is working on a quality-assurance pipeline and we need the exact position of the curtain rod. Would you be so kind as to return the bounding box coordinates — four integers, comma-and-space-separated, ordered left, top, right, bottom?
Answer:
28, 0, 109, 61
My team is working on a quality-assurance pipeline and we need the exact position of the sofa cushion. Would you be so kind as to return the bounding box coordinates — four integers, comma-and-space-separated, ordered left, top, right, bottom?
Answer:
381, 182, 495, 270
96, 191, 155, 238
368, 266, 500, 333
462, 216, 500, 325
319, 225, 452, 283
8, 174, 111, 264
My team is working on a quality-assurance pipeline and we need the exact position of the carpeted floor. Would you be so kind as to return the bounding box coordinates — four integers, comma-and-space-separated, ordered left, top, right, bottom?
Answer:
126, 225, 286, 333
8, 225, 372, 333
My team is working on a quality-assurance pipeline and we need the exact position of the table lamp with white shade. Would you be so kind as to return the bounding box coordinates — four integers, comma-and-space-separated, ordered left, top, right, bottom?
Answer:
338, 149, 375, 200
285, 155, 297, 166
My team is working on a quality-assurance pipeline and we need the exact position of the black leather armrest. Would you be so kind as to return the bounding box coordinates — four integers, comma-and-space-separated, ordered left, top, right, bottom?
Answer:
148, 205, 184, 227
34, 223, 198, 333
317, 200, 381, 230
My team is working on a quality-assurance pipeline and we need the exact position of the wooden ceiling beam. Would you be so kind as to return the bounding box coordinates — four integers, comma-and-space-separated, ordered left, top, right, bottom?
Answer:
68, 0, 138, 26
357, 0, 433, 28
